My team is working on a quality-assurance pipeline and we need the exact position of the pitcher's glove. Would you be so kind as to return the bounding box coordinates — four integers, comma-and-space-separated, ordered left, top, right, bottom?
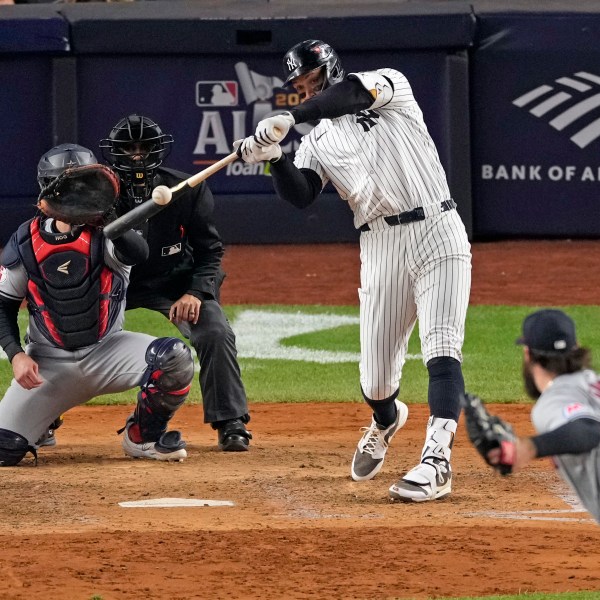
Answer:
37, 164, 120, 227
460, 392, 516, 475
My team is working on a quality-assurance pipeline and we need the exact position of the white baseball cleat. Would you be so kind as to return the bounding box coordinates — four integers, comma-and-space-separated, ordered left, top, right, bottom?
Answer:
351, 400, 409, 481
388, 458, 452, 502
122, 426, 187, 462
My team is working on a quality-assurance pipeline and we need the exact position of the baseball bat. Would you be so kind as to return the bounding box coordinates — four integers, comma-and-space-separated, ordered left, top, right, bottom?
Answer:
103, 151, 239, 240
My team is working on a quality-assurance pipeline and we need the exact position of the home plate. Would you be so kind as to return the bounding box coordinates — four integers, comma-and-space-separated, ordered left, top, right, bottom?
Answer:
119, 498, 235, 508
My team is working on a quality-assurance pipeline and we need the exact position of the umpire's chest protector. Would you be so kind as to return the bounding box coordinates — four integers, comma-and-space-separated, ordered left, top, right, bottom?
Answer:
5, 218, 125, 350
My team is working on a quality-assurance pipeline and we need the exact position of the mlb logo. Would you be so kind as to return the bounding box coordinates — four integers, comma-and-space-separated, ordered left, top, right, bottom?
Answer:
196, 81, 239, 107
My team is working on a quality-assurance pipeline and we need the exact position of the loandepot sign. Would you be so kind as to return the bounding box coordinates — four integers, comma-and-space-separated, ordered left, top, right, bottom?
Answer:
0, 309, 422, 364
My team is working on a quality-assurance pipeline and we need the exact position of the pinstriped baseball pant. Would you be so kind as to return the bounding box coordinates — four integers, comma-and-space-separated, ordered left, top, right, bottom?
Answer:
358, 209, 471, 400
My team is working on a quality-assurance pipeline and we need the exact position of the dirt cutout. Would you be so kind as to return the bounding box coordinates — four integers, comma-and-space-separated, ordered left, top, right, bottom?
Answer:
0, 240, 599, 600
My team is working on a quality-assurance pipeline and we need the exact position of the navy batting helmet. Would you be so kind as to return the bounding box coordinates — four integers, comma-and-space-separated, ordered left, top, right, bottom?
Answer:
282, 40, 345, 88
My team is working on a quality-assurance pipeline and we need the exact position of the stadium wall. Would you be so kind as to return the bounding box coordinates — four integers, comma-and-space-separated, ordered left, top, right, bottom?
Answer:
0, 1, 598, 244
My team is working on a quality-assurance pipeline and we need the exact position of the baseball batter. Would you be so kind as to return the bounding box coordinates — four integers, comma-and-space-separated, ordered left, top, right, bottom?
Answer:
462, 309, 600, 523
236, 40, 472, 501
0, 144, 194, 466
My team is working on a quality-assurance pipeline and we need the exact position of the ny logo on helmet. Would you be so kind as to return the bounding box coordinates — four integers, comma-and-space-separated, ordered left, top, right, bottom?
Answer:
287, 57, 298, 71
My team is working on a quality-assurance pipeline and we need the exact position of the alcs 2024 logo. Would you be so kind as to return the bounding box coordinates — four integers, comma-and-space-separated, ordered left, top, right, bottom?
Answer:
192, 62, 313, 177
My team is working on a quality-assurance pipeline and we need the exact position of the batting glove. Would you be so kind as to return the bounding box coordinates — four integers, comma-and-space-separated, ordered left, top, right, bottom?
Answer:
253, 112, 295, 147
234, 138, 282, 164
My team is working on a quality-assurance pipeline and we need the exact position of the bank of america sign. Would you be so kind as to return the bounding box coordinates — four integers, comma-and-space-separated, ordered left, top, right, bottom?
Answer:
513, 71, 600, 149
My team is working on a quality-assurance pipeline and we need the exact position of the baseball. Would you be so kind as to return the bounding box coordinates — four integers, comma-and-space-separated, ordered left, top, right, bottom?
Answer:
152, 185, 172, 205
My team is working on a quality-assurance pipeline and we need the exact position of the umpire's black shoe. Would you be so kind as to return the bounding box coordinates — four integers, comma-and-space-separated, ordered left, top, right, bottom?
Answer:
216, 419, 252, 452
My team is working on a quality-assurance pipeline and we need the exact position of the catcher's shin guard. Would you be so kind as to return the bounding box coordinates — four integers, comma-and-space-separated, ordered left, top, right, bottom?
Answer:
129, 337, 194, 442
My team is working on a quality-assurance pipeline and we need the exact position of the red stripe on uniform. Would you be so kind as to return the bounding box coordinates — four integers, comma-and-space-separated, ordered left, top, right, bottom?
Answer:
27, 280, 63, 346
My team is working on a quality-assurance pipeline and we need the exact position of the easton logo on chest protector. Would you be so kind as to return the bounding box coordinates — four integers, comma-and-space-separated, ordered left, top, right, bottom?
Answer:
57, 260, 71, 275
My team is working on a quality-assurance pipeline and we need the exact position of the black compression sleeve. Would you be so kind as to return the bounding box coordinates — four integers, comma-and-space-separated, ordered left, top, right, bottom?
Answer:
112, 229, 149, 266
269, 152, 322, 208
532, 418, 600, 457
0, 296, 24, 362
289, 78, 374, 124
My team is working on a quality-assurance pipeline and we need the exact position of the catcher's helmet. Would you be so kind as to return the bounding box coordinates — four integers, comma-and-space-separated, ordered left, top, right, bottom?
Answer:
100, 114, 173, 204
282, 40, 344, 88
37, 143, 98, 190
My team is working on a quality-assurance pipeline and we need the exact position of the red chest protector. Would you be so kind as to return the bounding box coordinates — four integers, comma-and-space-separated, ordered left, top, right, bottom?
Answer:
15, 218, 125, 350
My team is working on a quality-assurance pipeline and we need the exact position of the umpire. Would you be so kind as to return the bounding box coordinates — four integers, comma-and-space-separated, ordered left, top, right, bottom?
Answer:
100, 114, 252, 451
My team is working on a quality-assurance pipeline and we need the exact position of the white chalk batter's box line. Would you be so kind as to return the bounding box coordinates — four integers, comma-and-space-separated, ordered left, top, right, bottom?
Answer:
464, 509, 594, 523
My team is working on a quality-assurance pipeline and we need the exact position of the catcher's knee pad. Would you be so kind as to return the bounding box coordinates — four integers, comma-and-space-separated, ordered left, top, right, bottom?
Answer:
0, 428, 34, 467
426, 356, 464, 421
142, 337, 195, 393
134, 337, 194, 441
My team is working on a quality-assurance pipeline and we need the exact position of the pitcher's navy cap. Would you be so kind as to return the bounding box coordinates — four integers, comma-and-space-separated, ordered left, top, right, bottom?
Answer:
517, 309, 577, 354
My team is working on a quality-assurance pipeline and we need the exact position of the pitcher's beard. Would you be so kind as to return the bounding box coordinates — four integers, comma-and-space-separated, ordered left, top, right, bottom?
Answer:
523, 360, 541, 400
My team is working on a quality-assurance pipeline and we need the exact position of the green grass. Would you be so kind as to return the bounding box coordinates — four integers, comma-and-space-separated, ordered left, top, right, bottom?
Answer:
3, 305, 599, 406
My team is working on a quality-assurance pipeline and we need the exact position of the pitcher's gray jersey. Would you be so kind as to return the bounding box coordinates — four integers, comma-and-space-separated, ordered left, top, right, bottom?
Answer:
532, 369, 600, 522
293, 68, 471, 399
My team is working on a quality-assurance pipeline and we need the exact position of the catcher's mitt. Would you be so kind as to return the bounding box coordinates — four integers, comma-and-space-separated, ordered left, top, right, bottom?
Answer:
37, 164, 120, 227
460, 392, 516, 475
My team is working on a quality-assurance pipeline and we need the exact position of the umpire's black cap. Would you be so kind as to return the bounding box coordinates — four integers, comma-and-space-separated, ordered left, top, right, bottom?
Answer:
516, 309, 577, 354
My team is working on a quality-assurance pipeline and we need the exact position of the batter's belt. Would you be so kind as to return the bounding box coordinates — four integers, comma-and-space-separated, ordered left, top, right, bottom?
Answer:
359, 199, 456, 232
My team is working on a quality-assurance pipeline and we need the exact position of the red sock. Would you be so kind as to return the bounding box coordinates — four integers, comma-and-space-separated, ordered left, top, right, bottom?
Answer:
128, 423, 143, 443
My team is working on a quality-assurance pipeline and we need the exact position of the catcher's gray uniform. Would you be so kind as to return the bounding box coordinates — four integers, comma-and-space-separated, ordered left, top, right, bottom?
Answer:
531, 369, 600, 522
0, 218, 153, 446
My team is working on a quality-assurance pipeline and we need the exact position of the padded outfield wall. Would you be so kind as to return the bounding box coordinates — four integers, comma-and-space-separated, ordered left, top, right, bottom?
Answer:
0, 1, 598, 244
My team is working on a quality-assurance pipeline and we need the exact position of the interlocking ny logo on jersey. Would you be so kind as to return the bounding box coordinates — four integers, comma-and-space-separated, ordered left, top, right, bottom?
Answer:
356, 110, 380, 132
57, 260, 71, 275
513, 71, 600, 148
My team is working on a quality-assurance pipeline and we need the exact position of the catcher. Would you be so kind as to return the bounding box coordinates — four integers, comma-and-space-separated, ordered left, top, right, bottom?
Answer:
461, 309, 600, 523
0, 143, 194, 466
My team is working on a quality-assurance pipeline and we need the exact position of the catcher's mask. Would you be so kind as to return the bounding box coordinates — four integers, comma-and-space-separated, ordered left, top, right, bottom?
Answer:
282, 40, 345, 89
100, 114, 173, 205
37, 143, 98, 190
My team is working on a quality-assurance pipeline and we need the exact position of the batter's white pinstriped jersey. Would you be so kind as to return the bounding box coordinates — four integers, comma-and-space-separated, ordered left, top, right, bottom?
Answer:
292, 68, 471, 400
532, 370, 600, 523
293, 68, 451, 229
